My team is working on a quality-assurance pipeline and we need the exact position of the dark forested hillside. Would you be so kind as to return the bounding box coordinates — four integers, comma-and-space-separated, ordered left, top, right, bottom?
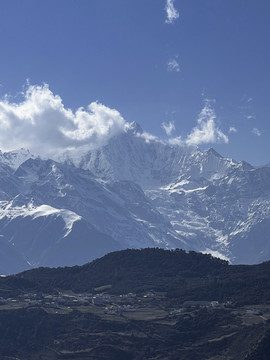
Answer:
17, 248, 228, 292
1, 248, 270, 359
3, 248, 270, 305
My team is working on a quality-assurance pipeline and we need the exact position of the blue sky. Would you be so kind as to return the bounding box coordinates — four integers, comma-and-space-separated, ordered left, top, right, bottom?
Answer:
0, 0, 269, 165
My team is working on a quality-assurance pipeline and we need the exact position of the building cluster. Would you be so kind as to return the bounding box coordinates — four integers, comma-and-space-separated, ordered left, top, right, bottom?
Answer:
92, 292, 137, 306
0, 290, 151, 312
0, 292, 93, 309
0, 292, 234, 318
104, 304, 136, 314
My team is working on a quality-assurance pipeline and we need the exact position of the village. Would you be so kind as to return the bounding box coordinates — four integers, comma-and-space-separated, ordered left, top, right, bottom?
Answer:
0, 289, 165, 314
0, 288, 224, 314
0, 288, 245, 317
0, 287, 269, 331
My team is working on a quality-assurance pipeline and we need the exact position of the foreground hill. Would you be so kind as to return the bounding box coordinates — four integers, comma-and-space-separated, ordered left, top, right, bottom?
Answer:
5, 248, 270, 305
0, 249, 270, 359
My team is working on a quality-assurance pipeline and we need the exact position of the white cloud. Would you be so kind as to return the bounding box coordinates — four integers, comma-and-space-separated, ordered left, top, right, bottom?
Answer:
165, 0, 179, 24
136, 131, 160, 143
0, 84, 231, 158
229, 126, 237, 133
240, 94, 253, 103
161, 121, 175, 136
247, 115, 256, 120
167, 57, 180, 73
168, 136, 183, 146
0, 84, 126, 158
252, 127, 261, 136
165, 101, 229, 147
185, 100, 229, 146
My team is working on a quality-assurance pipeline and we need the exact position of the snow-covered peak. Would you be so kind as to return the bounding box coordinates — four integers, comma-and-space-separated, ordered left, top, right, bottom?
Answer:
205, 147, 223, 158
74, 130, 196, 188
62, 123, 247, 188
0, 148, 35, 170
8, 121, 251, 192
190, 148, 240, 181
126, 121, 143, 134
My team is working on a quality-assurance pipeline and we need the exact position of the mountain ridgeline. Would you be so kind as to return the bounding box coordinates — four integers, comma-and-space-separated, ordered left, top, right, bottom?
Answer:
1, 123, 270, 274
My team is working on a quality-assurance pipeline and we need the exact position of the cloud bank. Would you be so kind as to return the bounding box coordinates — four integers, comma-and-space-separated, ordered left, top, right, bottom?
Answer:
165, 0, 179, 24
0, 84, 126, 158
0, 84, 230, 159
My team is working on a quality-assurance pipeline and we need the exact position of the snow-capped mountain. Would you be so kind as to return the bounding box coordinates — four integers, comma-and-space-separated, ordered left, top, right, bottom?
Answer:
1, 123, 270, 274
74, 123, 243, 187
0, 148, 34, 170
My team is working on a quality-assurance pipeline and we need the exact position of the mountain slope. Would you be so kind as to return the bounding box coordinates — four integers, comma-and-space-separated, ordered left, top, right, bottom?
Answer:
0, 153, 187, 274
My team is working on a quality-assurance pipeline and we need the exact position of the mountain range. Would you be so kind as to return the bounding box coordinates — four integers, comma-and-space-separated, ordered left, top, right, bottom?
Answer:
1, 122, 270, 274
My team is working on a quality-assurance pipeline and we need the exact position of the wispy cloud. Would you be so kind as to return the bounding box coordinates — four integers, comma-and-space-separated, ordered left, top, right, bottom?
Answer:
136, 131, 160, 143
229, 126, 237, 133
161, 121, 175, 136
165, 0, 179, 24
252, 127, 261, 136
167, 57, 180, 72
185, 100, 229, 146
0, 83, 126, 158
240, 94, 253, 103
239, 94, 256, 122
168, 136, 183, 146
